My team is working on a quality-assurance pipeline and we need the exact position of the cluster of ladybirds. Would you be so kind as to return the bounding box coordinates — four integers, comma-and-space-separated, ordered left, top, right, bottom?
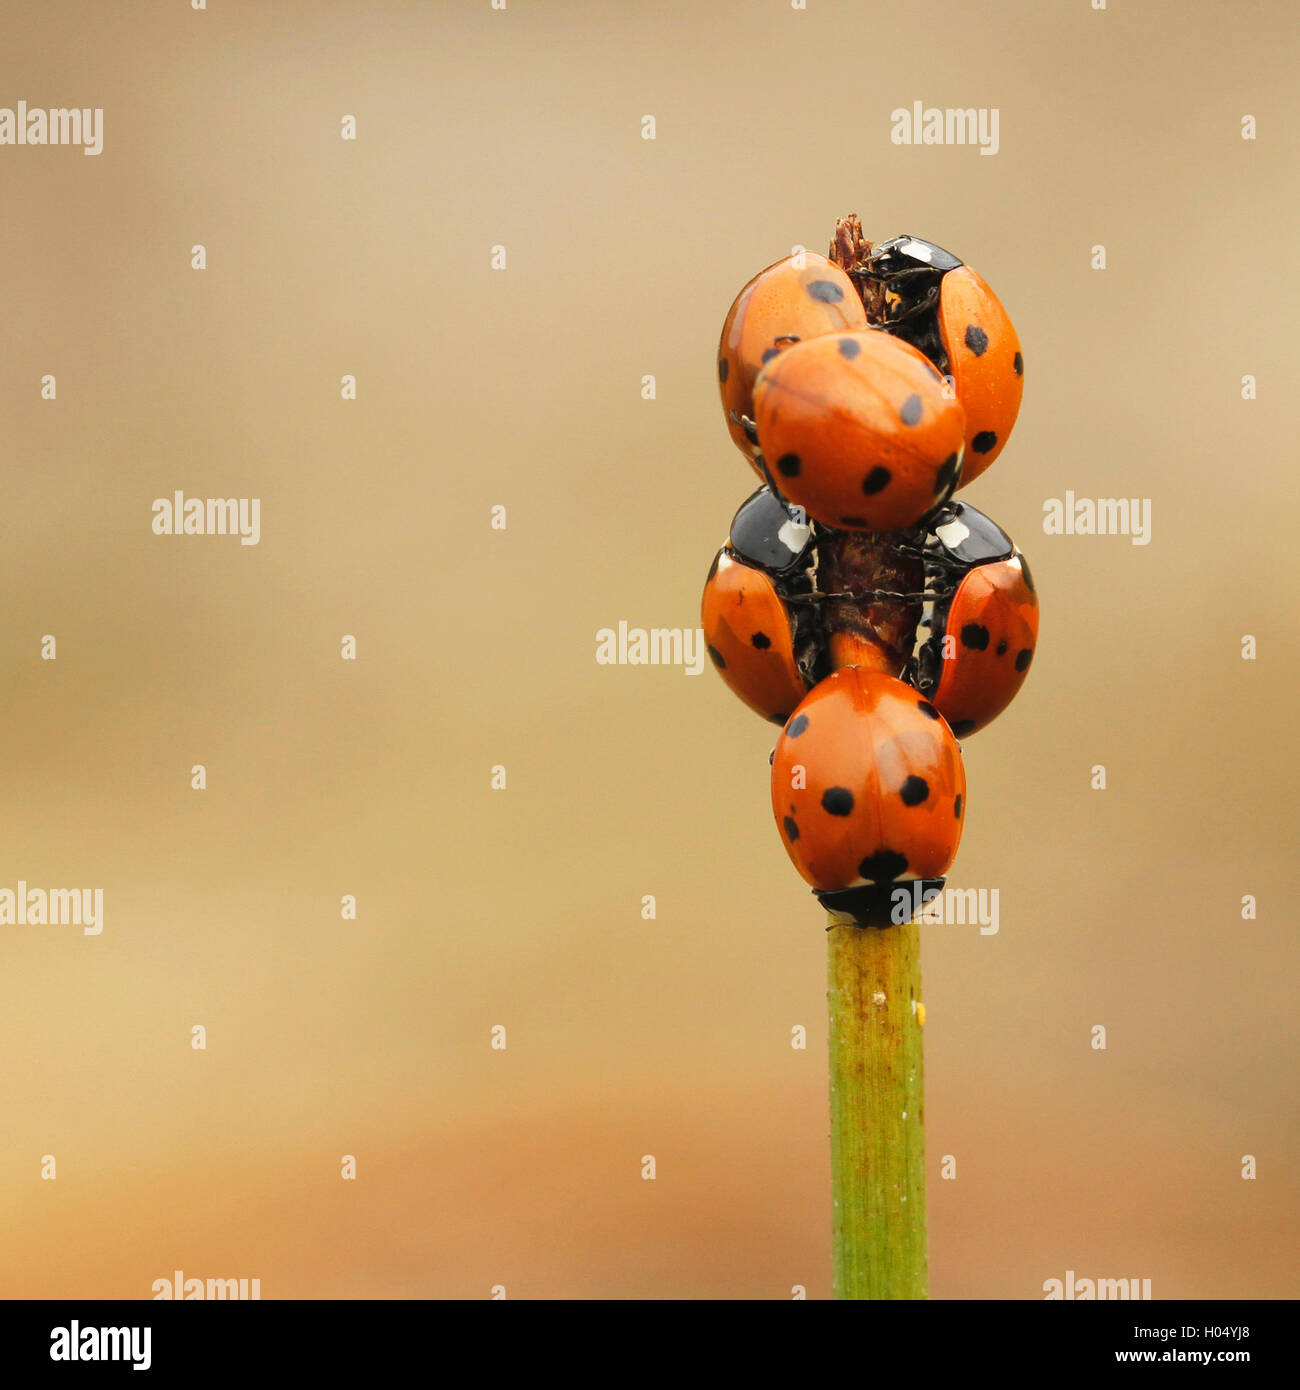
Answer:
702, 220, 1039, 925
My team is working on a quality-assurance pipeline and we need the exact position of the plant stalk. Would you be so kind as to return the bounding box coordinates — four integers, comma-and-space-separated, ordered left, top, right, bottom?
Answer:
827, 913, 928, 1299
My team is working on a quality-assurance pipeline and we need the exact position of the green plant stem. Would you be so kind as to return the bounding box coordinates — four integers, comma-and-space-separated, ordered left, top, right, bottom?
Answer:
827, 914, 928, 1299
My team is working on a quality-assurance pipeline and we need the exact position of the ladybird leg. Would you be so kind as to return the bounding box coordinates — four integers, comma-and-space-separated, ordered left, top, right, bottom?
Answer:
728, 409, 760, 447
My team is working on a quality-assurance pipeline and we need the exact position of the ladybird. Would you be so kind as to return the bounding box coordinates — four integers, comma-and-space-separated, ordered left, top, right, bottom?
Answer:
770, 668, 966, 924
906, 501, 1039, 737
718, 253, 868, 473
859, 236, 1023, 486
728, 485, 814, 576
702, 547, 816, 725
752, 329, 965, 532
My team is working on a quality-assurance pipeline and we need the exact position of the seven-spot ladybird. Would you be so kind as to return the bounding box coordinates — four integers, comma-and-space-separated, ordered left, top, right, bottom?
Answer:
770, 667, 966, 924
718, 253, 868, 472
728, 485, 814, 576
702, 548, 816, 725
905, 501, 1039, 737
752, 329, 965, 532
858, 236, 1023, 486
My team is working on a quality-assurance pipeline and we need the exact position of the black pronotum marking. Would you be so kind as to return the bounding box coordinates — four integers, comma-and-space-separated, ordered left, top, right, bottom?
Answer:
858, 849, 909, 882
900, 775, 929, 807
822, 787, 855, 816
900, 394, 923, 427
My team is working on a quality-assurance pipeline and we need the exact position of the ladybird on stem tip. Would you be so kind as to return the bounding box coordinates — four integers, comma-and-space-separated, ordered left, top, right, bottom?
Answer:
770, 668, 965, 925
752, 330, 966, 533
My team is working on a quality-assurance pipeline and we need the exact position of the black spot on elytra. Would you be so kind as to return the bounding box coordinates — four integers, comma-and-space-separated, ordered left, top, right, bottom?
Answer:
822, 787, 854, 816
718, 357, 729, 383
859, 849, 909, 882
751, 631, 771, 649
900, 394, 923, 427
961, 623, 990, 651
1013, 351, 1024, 376
996, 639, 1008, 656
761, 347, 780, 364
954, 794, 963, 818
964, 325, 989, 356
935, 451, 961, 497
900, 775, 929, 807
786, 713, 809, 738
840, 515, 871, 527
917, 699, 940, 720
972, 430, 998, 454
862, 467, 892, 495
1015, 647, 1034, 672
783, 816, 799, 842
951, 719, 976, 738
707, 644, 726, 669
807, 279, 844, 303
776, 453, 801, 477
838, 337, 861, 360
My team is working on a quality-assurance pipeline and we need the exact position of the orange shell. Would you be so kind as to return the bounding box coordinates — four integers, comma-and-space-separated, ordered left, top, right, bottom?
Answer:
718, 253, 867, 474
753, 330, 966, 532
770, 668, 965, 893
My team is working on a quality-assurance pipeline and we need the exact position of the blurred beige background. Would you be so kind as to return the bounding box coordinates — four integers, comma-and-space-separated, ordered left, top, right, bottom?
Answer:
0, 0, 1296, 1298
